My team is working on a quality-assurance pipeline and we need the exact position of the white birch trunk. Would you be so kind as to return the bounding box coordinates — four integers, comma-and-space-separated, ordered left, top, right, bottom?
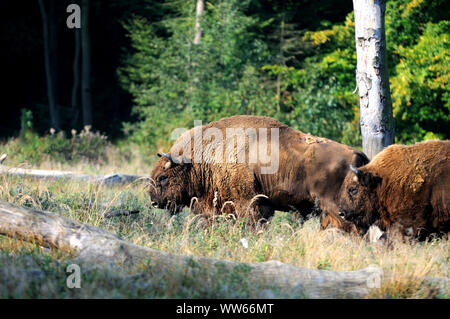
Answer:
353, 0, 394, 159
193, 0, 204, 45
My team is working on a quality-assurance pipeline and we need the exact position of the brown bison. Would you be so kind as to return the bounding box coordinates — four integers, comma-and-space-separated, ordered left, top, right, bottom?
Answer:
150, 115, 368, 226
338, 140, 450, 239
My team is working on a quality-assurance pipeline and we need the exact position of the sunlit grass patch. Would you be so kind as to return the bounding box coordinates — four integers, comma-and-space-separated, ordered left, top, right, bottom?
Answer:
0, 167, 448, 298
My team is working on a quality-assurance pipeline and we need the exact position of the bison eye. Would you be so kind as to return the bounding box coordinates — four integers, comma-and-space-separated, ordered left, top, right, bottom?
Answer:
347, 186, 358, 196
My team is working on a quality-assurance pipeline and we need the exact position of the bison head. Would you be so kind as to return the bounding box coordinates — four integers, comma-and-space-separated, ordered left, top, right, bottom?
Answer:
338, 165, 382, 232
149, 152, 192, 214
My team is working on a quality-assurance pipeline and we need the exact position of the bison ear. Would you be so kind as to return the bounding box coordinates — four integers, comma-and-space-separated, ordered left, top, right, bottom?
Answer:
158, 152, 175, 169
360, 171, 382, 189
350, 165, 381, 188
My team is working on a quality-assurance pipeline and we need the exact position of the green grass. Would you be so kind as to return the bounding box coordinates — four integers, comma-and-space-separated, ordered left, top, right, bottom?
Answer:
0, 143, 448, 298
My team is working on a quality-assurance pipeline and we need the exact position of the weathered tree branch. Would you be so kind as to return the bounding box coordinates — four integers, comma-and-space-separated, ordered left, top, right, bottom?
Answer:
0, 156, 148, 186
1, 200, 436, 299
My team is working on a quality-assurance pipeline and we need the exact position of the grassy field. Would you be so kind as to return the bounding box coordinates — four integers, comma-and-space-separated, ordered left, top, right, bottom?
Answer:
0, 141, 448, 298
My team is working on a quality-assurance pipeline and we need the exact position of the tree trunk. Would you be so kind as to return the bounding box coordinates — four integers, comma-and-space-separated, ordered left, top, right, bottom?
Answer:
353, 0, 394, 159
81, 0, 92, 127
71, 27, 81, 127
38, 0, 61, 130
193, 0, 204, 45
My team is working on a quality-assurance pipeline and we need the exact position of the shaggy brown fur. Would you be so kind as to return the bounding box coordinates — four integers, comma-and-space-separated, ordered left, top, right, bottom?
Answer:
150, 115, 368, 225
338, 140, 450, 239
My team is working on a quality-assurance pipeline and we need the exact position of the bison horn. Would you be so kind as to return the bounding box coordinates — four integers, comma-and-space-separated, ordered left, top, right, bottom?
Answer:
349, 164, 362, 177
157, 152, 189, 166
157, 152, 173, 162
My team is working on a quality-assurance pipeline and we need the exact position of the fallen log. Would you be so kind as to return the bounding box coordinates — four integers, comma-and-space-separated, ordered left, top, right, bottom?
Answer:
0, 201, 386, 298
0, 200, 447, 298
0, 154, 148, 186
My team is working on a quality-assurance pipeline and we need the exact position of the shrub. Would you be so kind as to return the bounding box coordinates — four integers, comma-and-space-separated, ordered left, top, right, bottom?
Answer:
1, 125, 111, 166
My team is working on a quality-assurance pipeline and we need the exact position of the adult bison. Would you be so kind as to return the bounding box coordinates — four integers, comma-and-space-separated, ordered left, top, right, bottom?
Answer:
150, 115, 368, 227
338, 140, 450, 240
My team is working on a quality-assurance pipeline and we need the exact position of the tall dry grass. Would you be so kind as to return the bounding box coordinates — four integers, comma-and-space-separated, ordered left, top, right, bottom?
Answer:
0, 171, 448, 298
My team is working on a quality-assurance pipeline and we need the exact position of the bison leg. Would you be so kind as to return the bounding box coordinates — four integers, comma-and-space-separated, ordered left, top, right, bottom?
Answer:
291, 200, 318, 221
249, 195, 275, 221
255, 203, 275, 222
320, 211, 358, 234
228, 195, 275, 225
188, 198, 219, 222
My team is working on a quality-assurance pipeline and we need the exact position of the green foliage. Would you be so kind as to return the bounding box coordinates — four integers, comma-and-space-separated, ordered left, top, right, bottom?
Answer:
391, 21, 449, 142
268, 210, 300, 234
257, 12, 361, 143
298, 0, 449, 145
119, 0, 274, 152
20, 109, 33, 133
263, 64, 358, 142
2, 126, 111, 165
119, 0, 448, 151
317, 258, 332, 270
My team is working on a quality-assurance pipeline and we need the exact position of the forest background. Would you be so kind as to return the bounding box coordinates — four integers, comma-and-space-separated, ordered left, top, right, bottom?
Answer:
1, 0, 448, 164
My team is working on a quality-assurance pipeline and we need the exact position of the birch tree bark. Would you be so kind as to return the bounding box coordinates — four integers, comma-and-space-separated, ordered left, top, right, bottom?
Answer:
193, 0, 204, 45
353, 0, 394, 159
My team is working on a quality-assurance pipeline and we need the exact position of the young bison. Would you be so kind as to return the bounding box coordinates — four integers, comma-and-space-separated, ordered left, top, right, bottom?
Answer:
150, 115, 368, 226
338, 140, 450, 240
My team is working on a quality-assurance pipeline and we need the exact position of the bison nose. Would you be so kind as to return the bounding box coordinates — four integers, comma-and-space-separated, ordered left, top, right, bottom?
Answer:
151, 201, 159, 208
339, 211, 346, 219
